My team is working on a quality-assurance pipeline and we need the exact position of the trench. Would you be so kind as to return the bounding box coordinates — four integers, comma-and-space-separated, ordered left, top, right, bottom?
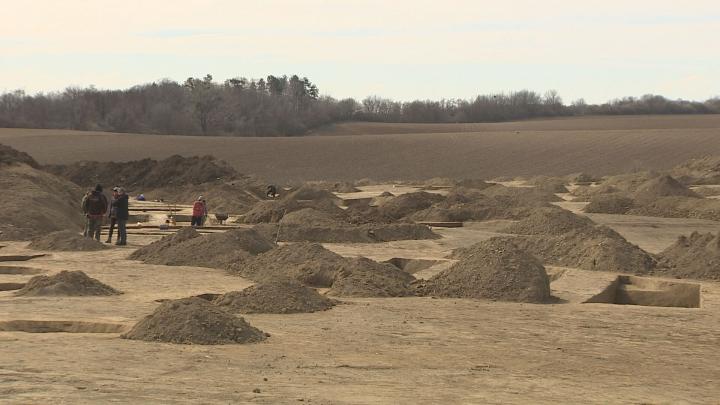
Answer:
0, 320, 126, 333
584, 275, 701, 308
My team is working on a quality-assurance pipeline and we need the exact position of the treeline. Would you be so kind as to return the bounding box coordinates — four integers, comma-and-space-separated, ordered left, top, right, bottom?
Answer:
1, 76, 719, 136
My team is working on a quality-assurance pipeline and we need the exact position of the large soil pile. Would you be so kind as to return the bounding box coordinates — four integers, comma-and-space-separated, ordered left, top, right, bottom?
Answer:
670, 155, 720, 185
409, 186, 554, 223
0, 143, 39, 167
45, 155, 240, 191
328, 257, 417, 297
130, 228, 274, 269
28, 230, 108, 251
376, 191, 445, 220
627, 197, 720, 221
253, 222, 439, 243
229, 242, 345, 287
145, 177, 266, 215
633, 175, 699, 204
501, 225, 657, 273
242, 187, 344, 224
214, 279, 336, 313
419, 238, 551, 303
570, 172, 656, 201
122, 297, 266, 345
16, 270, 120, 296
500, 207, 595, 236
0, 148, 85, 240
656, 232, 720, 280
584, 193, 637, 214
527, 176, 569, 193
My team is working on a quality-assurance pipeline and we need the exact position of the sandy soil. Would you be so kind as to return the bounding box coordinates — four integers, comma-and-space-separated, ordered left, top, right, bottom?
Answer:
2, 208, 720, 403
2, 115, 720, 182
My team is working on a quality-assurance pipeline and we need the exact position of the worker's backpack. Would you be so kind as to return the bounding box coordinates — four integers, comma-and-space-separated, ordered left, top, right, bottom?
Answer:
86, 193, 106, 216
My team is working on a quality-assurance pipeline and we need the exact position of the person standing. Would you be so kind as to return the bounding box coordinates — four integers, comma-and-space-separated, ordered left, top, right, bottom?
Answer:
82, 184, 108, 241
191, 196, 206, 227
105, 187, 120, 244
114, 187, 130, 246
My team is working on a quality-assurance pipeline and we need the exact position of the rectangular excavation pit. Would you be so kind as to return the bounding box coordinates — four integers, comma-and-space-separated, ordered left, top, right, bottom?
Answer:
0, 254, 46, 262
584, 276, 701, 308
384, 258, 445, 274
0, 266, 44, 275
0, 320, 126, 333
0, 282, 25, 292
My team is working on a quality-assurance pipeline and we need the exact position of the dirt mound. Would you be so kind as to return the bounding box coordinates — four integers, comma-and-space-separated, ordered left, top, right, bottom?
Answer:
0, 163, 85, 241
500, 226, 657, 273
633, 175, 699, 204
692, 186, 720, 197
527, 176, 569, 193
0, 143, 38, 168
146, 177, 266, 215
214, 279, 336, 313
122, 297, 266, 345
480, 184, 562, 204
377, 192, 445, 220
584, 193, 637, 214
16, 270, 120, 296
253, 222, 439, 243
281, 208, 346, 227
45, 155, 240, 191
656, 232, 720, 280
419, 238, 550, 303
129, 227, 201, 262
131, 228, 274, 269
501, 207, 595, 236
627, 197, 720, 221
230, 242, 345, 287
328, 257, 416, 297
242, 197, 344, 224
455, 178, 493, 190
570, 172, 655, 201
28, 231, 108, 251
284, 186, 340, 202
670, 155, 720, 185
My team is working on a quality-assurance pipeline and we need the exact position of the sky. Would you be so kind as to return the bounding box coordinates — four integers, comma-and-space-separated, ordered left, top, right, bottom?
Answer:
1, 0, 719, 103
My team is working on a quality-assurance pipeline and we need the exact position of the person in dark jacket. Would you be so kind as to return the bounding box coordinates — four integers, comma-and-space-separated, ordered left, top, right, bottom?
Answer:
114, 187, 130, 245
82, 184, 109, 241
105, 187, 120, 243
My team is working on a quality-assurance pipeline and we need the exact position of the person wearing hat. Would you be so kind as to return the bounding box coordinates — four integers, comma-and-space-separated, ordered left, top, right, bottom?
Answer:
191, 196, 207, 227
82, 184, 109, 241
114, 187, 130, 245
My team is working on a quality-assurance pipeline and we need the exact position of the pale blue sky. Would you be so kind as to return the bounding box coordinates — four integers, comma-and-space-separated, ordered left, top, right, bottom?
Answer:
2, 0, 719, 103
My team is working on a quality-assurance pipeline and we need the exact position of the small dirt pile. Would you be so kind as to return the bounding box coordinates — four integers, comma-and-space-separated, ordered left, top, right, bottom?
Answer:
254, 222, 439, 243
230, 242, 346, 287
28, 231, 108, 251
584, 193, 637, 214
16, 270, 120, 296
45, 155, 239, 191
122, 297, 266, 345
501, 207, 595, 236
214, 279, 336, 313
481, 184, 562, 204
131, 228, 274, 269
242, 189, 344, 224
656, 232, 720, 280
377, 192, 445, 220
419, 238, 550, 303
455, 178, 493, 190
633, 175, 699, 204
328, 257, 417, 297
0, 158, 85, 240
0, 143, 39, 167
570, 172, 655, 201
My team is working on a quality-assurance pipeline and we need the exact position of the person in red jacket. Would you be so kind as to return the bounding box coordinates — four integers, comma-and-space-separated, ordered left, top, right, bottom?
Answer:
191, 196, 207, 227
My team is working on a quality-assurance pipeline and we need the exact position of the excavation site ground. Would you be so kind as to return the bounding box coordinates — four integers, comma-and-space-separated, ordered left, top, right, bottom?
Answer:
1, 116, 720, 404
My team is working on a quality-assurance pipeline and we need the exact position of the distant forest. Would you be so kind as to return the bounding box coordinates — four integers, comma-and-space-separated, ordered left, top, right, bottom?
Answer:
1, 74, 719, 136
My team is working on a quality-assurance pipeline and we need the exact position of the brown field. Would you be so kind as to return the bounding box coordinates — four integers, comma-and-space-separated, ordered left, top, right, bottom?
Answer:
2, 211, 720, 403
2, 114, 720, 182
